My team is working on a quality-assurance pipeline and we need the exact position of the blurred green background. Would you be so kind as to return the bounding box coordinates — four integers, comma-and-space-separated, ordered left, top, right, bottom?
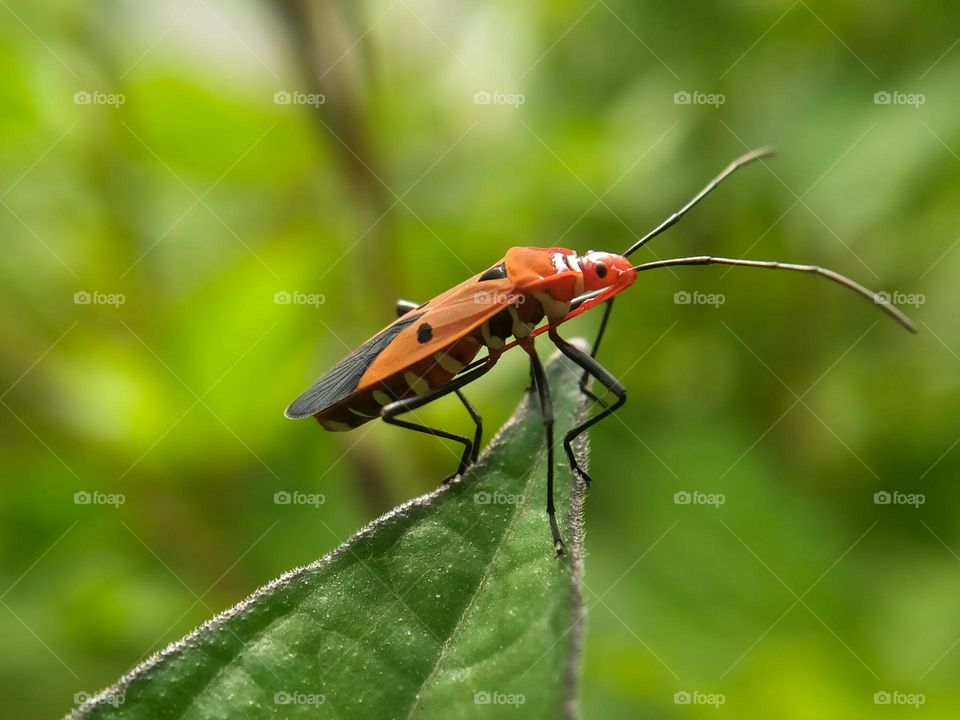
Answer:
2, 1, 959, 717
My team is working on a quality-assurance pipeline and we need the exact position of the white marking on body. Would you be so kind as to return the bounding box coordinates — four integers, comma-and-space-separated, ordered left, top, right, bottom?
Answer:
480, 322, 505, 350
349, 407, 377, 418
551, 252, 568, 273
565, 254, 582, 272
372, 390, 391, 406
533, 291, 571, 318
434, 352, 464, 374
508, 306, 532, 338
321, 419, 353, 432
404, 371, 430, 395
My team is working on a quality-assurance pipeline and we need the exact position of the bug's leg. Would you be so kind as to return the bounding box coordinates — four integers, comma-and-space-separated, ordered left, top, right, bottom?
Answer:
549, 327, 627, 486
455, 389, 482, 463
586, 297, 615, 361
381, 360, 493, 482
578, 298, 614, 408
395, 299, 420, 317
381, 412, 472, 482
524, 342, 563, 556
526, 357, 536, 394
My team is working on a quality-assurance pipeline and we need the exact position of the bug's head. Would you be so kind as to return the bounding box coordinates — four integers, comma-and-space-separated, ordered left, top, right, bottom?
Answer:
578, 251, 635, 292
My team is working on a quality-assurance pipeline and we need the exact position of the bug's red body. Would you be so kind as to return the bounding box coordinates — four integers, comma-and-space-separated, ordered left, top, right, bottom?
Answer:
286, 247, 635, 430
285, 148, 913, 555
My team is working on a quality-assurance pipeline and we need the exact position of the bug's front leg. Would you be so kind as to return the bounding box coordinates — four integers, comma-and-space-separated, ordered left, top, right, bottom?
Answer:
548, 326, 627, 485
578, 298, 614, 409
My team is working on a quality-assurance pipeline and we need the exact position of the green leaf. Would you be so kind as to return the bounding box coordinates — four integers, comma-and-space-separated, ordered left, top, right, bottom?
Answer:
71, 345, 590, 720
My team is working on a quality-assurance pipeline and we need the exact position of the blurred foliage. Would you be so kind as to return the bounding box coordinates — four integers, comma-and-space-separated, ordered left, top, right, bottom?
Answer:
1, 1, 959, 718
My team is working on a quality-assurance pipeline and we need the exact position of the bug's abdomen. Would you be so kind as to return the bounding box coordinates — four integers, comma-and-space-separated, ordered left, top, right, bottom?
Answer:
313, 335, 485, 431
313, 297, 547, 432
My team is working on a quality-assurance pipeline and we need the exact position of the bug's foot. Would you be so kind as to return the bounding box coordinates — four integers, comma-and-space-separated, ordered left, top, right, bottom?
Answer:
442, 464, 471, 484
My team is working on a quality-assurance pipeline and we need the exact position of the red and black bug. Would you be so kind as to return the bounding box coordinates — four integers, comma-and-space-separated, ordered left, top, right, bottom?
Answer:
286, 149, 916, 555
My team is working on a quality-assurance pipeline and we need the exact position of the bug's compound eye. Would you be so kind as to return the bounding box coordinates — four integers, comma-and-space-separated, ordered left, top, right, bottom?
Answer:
594, 262, 608, 279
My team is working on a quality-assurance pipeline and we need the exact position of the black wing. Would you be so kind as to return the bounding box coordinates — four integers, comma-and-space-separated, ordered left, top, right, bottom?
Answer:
285, 313, 423, 419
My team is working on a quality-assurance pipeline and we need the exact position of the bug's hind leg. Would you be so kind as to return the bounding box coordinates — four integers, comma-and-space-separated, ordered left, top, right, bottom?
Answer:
381, 413, 473, 483
455, 389, 482, 463
380, 360, 493, 482
548, 327, 627, 485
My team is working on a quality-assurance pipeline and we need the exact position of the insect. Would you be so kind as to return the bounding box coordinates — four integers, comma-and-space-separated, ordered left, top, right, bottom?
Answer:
286, 148, 915, 555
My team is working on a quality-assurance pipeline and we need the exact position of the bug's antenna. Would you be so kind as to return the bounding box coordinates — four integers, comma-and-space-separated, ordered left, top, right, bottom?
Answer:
624, 147, 775, 258
630, 255, 917, 333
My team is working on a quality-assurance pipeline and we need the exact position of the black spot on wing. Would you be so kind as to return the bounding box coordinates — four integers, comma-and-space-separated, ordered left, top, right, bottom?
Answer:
285, 313, 423, 419
478, 261, 507, 281
416, 322, 433, 344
